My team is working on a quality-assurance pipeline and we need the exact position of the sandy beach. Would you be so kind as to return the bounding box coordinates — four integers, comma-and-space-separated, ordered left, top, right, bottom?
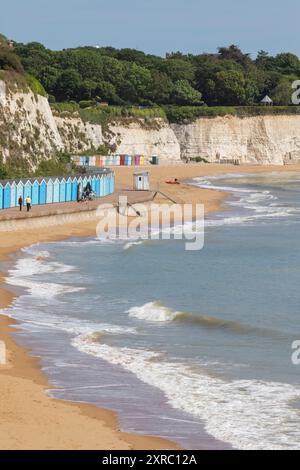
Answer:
1, 163, 300, 450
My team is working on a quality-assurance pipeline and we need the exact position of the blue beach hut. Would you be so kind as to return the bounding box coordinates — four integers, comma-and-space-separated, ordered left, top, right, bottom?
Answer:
71, 177, 78, 201
16, 181, 24, 206
31, 180, 39, 205
46, 179, 54, 204
65, 177, 72, 201
3, 182, 11, 209
91, 176, 97, 193
53, 178, 60, 203
99, 176, 104, 197
108, 173, 114, 194
24, 181, 32, 205
111, 174, 115, 193
39, 180, 47, 205
59, 178, 66, 203
82, 176, 88, 190
10, 181, 16, 208
0, 183, 3, 209
95, 176, 100, 197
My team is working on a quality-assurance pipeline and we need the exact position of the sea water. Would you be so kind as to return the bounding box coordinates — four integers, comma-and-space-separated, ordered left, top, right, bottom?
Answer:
3, 172, 300, 450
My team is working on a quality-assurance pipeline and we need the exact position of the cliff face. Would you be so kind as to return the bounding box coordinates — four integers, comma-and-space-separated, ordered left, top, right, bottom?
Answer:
1, 80, 300, 166
107, 119, 181, 160
0, 79, 63, 168
172, 115, 300, 164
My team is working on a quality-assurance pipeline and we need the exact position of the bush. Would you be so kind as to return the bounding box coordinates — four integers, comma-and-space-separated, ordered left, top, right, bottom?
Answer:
34, 157, 70, 177
51, 101, 80, 113
26, 74, 46, 96
0, 45, 24, 74
164, 105, 300, 123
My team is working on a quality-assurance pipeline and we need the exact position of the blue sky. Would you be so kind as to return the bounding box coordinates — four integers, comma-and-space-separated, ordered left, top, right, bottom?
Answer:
1, 0, 300, 57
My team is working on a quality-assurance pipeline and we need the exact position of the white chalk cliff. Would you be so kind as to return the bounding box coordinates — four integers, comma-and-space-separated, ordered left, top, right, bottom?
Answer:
1, 79, 300, 167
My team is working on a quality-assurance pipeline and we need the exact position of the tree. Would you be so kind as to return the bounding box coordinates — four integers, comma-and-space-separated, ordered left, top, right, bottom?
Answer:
213, 70, 248, 105
118, 63, 152, 103
161, 58, 196, 82
172, 80, 202, 105
0, 45, 24, 73
147, 71, 173, 104
54, 69, 82, 101
271, 76, 296, 105
96, 81, 120, 104
218, 45, 252, 66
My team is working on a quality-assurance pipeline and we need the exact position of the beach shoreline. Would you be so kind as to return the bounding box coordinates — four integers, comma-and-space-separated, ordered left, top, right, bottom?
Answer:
1, 163, 300, 450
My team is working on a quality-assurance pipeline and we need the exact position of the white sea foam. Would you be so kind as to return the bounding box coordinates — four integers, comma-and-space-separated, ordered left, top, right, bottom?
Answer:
128, 302, 179, 322
72, 334, 300, 450
190, 174, 298, 227
6, 253, 80, 299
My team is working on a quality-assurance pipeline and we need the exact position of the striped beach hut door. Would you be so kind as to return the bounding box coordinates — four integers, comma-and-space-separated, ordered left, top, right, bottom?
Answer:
10, 182, 16, 208
3, 182, 11, 209
53, 178, 60, 203
0, 184, 3, 209
39, 180, 47, 205
66, 177, 72, 201
46, 179, 54, 204
71, 177, 78, 201
59, 178, 66, 202
32, 181, 39, 205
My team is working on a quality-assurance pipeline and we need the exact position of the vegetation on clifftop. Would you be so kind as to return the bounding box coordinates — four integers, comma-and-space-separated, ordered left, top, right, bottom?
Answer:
11, 41, 300, 108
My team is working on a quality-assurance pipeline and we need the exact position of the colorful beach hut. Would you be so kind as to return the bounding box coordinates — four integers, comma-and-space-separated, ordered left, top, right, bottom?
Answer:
39, 180, 47, 205
3, 182, 11, 209
53, 178, 60, 203
59, 178, 66, 203
31, 180, 39, 205
10, 181, 16, 208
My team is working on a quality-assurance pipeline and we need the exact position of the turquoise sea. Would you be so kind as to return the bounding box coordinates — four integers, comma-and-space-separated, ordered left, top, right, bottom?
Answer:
3, 172, 300, 449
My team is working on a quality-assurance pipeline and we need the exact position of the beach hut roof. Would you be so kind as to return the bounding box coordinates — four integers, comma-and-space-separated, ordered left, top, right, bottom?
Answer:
261, 95, 273, 103
0, 171, 113, 186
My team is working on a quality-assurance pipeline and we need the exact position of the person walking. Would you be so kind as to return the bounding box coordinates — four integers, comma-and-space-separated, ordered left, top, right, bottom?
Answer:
25, 195, 31, 212
18, 196, 23, 211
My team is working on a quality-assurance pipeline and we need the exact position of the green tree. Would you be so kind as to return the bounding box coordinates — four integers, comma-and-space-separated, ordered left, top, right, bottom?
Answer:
54, 69, 82, 101
172, 80, 202, 105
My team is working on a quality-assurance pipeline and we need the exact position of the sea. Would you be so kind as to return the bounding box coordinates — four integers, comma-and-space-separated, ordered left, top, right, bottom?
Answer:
3, 172, 300, 450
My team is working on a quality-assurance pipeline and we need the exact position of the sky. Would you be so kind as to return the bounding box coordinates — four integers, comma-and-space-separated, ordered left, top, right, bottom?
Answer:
1, 0, 300, 58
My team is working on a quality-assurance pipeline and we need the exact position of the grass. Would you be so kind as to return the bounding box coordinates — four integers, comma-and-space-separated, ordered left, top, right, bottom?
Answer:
164, 105, 300, 123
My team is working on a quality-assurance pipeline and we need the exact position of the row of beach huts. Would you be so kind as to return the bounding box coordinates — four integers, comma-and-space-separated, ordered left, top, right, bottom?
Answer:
72, 155, 158, 167
0, 170, 115, 210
